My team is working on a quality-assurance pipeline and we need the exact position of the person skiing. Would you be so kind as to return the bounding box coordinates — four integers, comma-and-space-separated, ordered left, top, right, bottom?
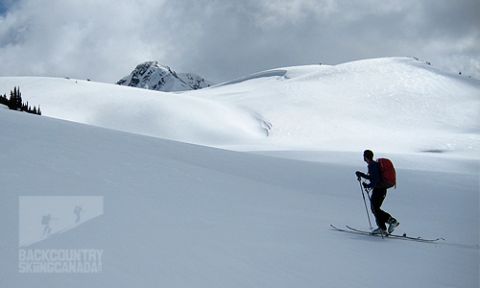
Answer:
355, 149, 399, 235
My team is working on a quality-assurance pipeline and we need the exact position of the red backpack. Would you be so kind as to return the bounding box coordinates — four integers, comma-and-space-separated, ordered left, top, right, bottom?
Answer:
378, 158, 396, 189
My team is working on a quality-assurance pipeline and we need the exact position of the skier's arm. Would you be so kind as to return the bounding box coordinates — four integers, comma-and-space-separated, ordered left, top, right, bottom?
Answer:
355, 171, 370, 180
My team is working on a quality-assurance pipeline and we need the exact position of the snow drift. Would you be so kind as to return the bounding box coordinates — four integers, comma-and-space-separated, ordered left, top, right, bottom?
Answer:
197, 57, 480, 155
0, 77, 265, 145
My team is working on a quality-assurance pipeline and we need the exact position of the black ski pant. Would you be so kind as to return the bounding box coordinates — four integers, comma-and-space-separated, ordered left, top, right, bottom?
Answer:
370, 187, 392, 230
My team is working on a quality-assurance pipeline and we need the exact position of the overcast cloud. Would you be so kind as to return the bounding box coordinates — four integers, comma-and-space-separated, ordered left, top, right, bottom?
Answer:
0, 0, 478, 83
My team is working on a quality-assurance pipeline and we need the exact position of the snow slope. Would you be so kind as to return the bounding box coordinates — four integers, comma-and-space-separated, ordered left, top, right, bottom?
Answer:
0, 77, 264, 145
0, 57, 478, 156
196, 57, 480, 155
0, 108, 478, 288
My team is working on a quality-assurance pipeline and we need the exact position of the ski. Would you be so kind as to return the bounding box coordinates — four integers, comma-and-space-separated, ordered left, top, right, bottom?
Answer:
330, 224, 444, 243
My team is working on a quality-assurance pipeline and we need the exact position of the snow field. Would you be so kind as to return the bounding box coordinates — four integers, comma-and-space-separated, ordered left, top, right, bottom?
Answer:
0, 109, 478, 288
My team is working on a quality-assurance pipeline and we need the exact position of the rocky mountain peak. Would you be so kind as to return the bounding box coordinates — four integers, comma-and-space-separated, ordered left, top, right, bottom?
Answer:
117, 61, 212, 92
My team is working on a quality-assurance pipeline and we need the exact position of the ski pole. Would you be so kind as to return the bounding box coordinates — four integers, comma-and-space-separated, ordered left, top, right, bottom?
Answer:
358, 178, 373, 230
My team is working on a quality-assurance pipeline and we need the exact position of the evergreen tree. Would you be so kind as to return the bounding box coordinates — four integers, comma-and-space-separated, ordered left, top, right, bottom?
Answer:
8, 88, 16, 109
16, 87, 23, 109
0, 93, 8, 106
8, 87, 23, 110
3, 86, 42, 115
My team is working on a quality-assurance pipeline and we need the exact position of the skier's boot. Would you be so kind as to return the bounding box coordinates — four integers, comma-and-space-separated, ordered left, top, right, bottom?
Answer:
371, 227, 387, 236
387, 217, 400, 234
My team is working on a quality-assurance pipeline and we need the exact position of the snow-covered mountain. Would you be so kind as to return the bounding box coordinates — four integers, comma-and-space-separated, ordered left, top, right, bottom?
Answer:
1, 57, 478, 156
116, 61, 212, 91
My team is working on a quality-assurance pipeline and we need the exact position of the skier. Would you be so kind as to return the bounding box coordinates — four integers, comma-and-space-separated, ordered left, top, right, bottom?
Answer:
74, 205, 83, 223
41, 214, 52, 236
355, 150, 399, 235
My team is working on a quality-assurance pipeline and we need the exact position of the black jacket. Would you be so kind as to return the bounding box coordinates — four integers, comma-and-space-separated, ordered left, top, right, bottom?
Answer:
365, 161, 381, 189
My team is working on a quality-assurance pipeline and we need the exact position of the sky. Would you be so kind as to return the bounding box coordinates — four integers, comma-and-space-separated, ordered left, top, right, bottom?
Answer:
0, 0, 479, 83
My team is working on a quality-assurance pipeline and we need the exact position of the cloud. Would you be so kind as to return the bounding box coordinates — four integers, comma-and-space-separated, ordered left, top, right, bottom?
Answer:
0, 0, 478, 83
0, 0, 173, 81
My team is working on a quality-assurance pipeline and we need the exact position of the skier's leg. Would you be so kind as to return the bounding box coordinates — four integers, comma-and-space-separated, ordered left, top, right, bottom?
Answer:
370, 188, 391, 230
